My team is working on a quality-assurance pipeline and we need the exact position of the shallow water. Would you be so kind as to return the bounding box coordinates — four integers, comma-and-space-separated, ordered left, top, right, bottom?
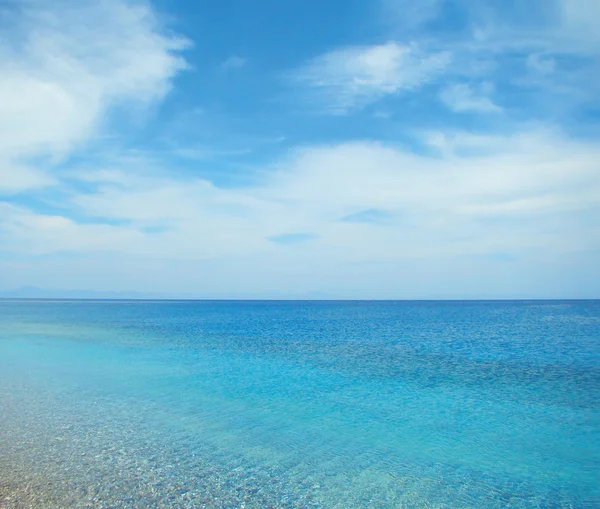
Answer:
1, 300, 598, 508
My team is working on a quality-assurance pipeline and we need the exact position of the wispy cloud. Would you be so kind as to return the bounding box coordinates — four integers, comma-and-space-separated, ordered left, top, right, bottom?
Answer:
381, 0, 444, 32
0, 0, 188, 193
2, 126, 599, 296
1, 0, 599, 297
221, 55, 247, 70
4, 128, 598, 255
440, 83, 501, 113
290, 42, 451, 113
288, 0, 599, 119
0, 162, 56, 194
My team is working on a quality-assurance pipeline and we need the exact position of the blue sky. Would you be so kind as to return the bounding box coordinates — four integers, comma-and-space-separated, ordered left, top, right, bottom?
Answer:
0, 0, 599, 299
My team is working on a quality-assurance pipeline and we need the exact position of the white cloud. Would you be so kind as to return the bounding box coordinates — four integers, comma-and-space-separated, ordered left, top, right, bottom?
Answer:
2, 126, 598, 297
0, 202, 142, 255
291, 42, 451, 113
0, 161, 56, 194
1, 0, 599, 297
289, 1, 599, 116
0, 0, 187, 192
269, 130, 600, 219
221, 55, 247, 70
440, 83, 501, 113
3, 128, 598, 260
285, 0, 600, 121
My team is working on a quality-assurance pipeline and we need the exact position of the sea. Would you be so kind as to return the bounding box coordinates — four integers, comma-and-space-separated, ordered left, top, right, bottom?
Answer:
0, 300, 598, 508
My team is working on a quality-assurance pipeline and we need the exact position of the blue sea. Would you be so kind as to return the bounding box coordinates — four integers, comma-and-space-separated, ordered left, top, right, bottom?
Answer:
0, 300, 598, 508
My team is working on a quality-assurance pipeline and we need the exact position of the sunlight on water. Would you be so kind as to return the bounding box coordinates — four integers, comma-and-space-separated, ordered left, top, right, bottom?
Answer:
1, 300, 598, 508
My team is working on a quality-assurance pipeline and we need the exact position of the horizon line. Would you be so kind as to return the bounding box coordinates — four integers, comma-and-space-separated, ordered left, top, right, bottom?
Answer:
1, 298, 598, 303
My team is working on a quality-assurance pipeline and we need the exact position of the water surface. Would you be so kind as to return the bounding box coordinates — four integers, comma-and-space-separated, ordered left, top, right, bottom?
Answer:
1, 300, 598, 508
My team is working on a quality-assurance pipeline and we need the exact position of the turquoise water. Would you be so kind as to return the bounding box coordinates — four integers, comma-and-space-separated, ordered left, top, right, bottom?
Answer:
0, 300, 598, 508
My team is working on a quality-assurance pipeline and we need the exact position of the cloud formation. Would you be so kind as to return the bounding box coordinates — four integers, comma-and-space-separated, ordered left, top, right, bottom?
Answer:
0, 0, 598, 298
4, 129, 599, 256
439, 83, 500, 113
0, 0, 187, 192
290, 42, 451, 113
290, 0, 600, 117
221, 55, 247, 70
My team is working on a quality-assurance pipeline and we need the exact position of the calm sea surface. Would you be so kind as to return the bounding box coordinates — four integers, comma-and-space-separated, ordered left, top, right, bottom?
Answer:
1, 300, 598, 508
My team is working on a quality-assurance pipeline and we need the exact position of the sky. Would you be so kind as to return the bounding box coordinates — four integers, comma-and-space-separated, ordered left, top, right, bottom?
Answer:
0, 0, 599, 299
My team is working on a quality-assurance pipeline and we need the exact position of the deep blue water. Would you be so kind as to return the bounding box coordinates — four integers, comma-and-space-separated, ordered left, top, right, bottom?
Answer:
0, 300, 598, 508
